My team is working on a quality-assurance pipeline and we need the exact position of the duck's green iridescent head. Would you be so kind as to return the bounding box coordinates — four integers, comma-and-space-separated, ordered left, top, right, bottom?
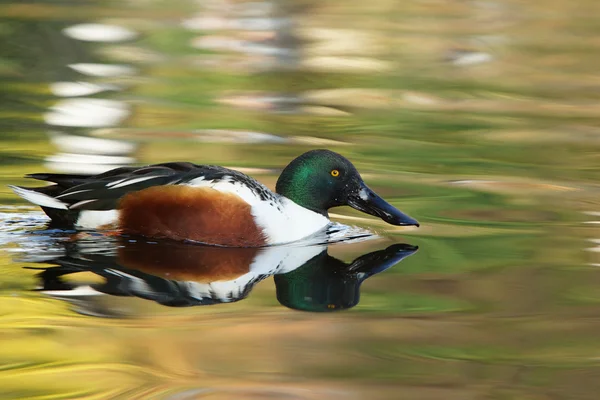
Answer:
275, 149, 419, 227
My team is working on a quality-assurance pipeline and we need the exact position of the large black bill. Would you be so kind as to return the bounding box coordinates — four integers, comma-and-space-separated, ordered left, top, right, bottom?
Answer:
347, 183, 420, 227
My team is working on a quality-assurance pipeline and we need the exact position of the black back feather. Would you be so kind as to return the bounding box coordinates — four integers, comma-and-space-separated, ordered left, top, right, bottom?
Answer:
24, 162, 277, 212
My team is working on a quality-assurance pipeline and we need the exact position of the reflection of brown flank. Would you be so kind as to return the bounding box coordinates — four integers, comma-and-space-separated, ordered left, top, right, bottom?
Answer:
118, 186, 267, 247
117, 240, 260, 282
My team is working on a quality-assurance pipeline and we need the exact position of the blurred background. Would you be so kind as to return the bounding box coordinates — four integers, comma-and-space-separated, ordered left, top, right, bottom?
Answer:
1, 0, 600, 398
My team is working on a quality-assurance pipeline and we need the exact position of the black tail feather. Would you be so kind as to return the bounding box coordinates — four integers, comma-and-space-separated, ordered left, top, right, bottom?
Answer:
26, 173, 92, 188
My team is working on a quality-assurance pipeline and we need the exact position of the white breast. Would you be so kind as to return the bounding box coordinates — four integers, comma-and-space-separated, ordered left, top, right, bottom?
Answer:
251, 198, 329, 245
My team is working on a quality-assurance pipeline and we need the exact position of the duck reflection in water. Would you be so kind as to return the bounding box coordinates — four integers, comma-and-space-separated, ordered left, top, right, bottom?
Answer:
30, 237, 418, 312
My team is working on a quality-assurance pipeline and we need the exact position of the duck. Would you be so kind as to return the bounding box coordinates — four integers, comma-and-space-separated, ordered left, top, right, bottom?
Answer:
10, 149, 419, 247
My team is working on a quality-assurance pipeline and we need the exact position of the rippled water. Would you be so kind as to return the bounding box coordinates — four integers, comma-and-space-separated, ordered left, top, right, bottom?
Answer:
1, 0, 600, 399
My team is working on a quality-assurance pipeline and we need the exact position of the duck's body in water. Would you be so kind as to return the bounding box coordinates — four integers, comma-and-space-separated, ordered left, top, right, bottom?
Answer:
10, 149, 419, 246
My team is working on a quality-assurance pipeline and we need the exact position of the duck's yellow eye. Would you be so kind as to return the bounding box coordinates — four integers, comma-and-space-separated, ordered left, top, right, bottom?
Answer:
331, 169, 340, 177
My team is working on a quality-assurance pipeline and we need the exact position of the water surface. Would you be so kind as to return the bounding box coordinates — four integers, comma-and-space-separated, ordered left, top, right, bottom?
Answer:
1, 0, 600, 399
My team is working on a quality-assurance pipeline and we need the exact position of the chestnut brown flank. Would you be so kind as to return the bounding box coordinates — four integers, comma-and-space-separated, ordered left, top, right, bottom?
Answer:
119, 186, 267, 247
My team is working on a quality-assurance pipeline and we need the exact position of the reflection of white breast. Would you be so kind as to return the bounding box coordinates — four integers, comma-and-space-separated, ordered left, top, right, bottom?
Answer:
250, 244, 326, 275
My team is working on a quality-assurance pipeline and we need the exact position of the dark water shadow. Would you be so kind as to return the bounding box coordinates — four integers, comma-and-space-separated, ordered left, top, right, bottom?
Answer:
25, 237, 418, 314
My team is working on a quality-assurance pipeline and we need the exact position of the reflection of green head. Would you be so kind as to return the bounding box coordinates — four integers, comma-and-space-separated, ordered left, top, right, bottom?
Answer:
274, 252, 362, 312
274, 243, 419, 312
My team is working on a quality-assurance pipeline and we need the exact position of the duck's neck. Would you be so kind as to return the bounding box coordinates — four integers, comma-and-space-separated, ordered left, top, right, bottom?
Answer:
276, 175, 327, 216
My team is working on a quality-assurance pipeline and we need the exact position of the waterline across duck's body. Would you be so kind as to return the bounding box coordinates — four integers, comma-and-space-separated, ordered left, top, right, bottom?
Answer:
10, 150, 419, 247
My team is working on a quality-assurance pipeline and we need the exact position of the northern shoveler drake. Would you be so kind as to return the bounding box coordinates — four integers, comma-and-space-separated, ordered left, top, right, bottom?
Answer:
10, 149, 419, 247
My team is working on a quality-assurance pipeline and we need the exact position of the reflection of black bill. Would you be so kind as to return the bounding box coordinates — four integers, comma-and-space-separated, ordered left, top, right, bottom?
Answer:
347, 183, 419, 227
346, 243, 419, 276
